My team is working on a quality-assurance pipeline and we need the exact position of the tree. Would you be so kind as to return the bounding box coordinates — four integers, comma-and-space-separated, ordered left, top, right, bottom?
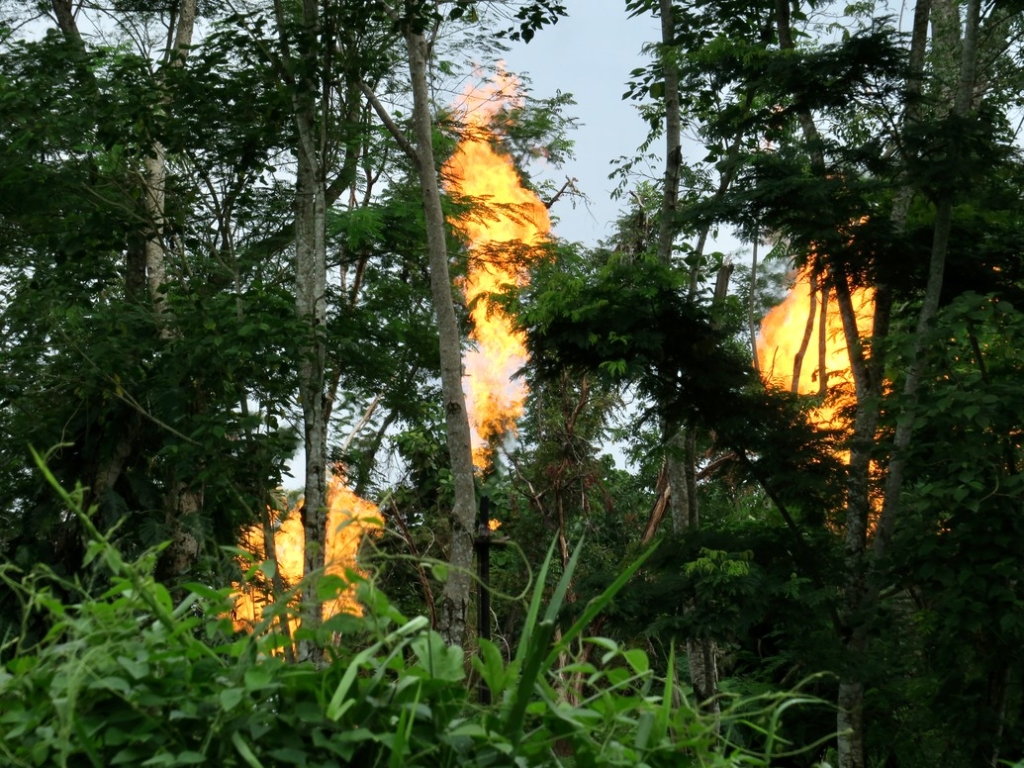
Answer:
361, 0, 568, 647
638, 0, 1022, 762
0, 2, 294, 587
516, 0, 1024, 763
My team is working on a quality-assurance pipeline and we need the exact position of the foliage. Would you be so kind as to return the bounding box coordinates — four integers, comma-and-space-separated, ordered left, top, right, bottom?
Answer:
6, 0, 1024, 763
516, 249, 844, 514
0, 16, 306, 590
0, 459, 827, 768
550, 0, 1024, 761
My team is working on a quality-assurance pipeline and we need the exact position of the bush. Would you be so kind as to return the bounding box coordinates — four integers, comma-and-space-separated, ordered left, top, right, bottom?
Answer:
0, 455, 825, 766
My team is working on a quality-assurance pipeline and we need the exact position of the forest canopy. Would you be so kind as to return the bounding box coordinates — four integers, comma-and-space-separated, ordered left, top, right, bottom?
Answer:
3, 1, 1024, 766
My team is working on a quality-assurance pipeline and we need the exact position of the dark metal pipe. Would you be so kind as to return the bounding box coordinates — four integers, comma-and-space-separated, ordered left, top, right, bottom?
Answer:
475, 495, 492, 704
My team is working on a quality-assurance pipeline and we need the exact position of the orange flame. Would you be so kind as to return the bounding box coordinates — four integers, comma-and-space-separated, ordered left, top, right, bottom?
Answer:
756, 265, 874, 432
445, 71, 551, 469
231, 472, 382, 632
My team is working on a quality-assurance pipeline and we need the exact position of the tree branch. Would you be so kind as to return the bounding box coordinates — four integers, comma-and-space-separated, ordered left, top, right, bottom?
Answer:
360, 81, 418, 162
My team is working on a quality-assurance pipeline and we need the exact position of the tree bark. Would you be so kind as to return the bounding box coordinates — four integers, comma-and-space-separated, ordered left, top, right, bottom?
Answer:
656, 0, 681, 270
833, 0, 980, 763
49, 0, 83, 45
143, 145, 168, 311
151, 0, 203, 579
291, 0, 330, 660
52, 0, 204, 577
656, 0, 719, 717
876, 0, 980, 557
144, 0, 198, 315
404, 26, 478, 649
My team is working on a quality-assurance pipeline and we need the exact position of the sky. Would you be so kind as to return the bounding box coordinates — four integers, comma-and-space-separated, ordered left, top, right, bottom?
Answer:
495, 1, 663, 246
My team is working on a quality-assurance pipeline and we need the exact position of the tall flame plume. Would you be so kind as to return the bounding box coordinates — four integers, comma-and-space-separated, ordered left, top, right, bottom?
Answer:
445, 71, 551, 469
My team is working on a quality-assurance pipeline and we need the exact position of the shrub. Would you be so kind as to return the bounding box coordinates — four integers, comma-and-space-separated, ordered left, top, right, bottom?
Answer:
0, 454, 824, 766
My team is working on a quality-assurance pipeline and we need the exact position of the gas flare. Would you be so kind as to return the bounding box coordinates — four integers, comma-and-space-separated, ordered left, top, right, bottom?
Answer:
231, 471, 381, 632
444, 71, 552, 469
757, 265, 874, 432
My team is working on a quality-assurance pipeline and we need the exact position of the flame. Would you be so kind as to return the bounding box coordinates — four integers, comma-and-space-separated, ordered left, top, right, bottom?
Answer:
756, 265, 874, 432
444, 70, 551, 469
231, 471, 381, 632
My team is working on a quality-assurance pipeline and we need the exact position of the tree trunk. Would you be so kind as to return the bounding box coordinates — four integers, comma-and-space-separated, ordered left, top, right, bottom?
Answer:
143, 0, 197, 315
143, 145, 168, 313
876, 0, 980, 554
834, 0, 979, 762
656, 0, 681, 270
290, 0, 330, 659
657, 0, 719, 717
50, 0, 83, 45
404, 27, 478, 648
148, 0, 202, 579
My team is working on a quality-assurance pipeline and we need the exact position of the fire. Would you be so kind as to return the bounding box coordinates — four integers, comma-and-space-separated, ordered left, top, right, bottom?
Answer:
757, 265, 874, 431
444, 71, 551, 468
231, 472, 381, 632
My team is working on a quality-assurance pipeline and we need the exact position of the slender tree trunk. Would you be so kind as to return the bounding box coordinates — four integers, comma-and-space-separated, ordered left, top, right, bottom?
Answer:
150, 0, 202, 580
289, 0, 330, 659
404, 27, 478, 648
294, 127, 329, 654
656, 0, 681, 269
930, 0, 963, 106
749, 234, 760, 373
876, 0, 980, 556
144, 0, 196, 314
791, 269, 819, 394
656, 0, 719, 716
834, 0, 980, 763
49, 0, 84, 45
143, 145, 168, 310
775, 0, 870, 761
828, 0, 931, 750
659, 0, 693, 536
54, 0, 204, 577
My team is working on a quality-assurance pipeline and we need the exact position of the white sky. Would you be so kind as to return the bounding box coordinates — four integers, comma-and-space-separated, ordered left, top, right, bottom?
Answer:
497, 0, 662, 246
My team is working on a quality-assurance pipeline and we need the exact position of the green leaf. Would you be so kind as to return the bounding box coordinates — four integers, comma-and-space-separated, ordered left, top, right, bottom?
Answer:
91, 676, 131, 694
117, 655, 148, 680
410, 631, 465, 682
141, 755, 176, 766
471, 638, 509, 698
622, 648, 650, 675
173, 752, 207, 765
543, 541, 658, 670
327, 616, 429, 721
219, 687, 245, 712
267, 747, 310, 764
243, 666, 275, 692
232, 732, 265, 768
112, 748, 150, 765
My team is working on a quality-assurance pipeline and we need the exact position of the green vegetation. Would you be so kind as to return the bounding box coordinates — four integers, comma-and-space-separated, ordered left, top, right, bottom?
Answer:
3, 0, 1024, 765
0, 456, 822, 767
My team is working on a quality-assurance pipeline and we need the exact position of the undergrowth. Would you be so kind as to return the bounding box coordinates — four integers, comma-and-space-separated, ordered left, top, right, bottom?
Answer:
0, 450, 829, 767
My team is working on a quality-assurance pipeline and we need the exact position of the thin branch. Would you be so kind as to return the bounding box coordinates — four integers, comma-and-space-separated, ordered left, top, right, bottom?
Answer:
360, 81, 417, 162
735, 448, 845, 638
791, 268, 818, 394
545, 176, 579, 209
339, 395, 382, 453
387, 497, 437, 628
